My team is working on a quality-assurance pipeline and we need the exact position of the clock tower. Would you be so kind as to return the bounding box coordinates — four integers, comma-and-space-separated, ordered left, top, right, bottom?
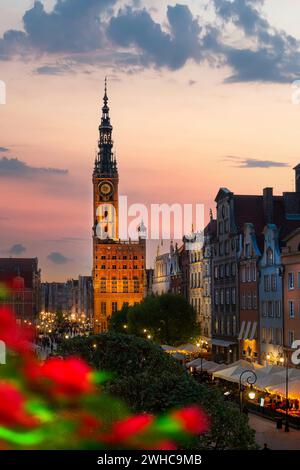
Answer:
93, 80, 146, 333
93, 78, 119, 240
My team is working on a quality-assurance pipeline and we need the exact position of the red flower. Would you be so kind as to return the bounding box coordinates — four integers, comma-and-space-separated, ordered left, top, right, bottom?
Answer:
147, 440, 177, 450
0, 307, 34, 355
172, 406, 209, 435
77, 413, 101, 439
30, 357, 94, 398
0, 382, 38, 429
105, 414, 154, 444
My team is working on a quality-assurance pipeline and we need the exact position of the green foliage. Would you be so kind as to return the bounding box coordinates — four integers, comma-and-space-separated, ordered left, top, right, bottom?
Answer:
60, 333, 256, 449
109, 294, 200, 345
108, 304, 129, 333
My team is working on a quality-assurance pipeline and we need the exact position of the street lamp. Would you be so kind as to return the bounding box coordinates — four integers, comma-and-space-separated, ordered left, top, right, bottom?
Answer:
239, 369, 257, 413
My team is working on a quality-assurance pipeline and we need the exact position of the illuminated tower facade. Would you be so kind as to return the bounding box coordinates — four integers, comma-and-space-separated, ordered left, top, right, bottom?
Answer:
92, 80, 146, 333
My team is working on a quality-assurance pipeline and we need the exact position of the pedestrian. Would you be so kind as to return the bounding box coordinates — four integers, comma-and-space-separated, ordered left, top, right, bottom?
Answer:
262, 443, 270, 451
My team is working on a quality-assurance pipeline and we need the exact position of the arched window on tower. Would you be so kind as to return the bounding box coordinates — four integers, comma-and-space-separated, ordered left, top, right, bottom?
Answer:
267, 248, 274, 266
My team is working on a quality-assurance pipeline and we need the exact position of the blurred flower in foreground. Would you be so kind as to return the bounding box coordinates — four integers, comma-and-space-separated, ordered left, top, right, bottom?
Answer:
0, 305, 209, 449
0, 382, 38, 429
0, 307, 33, 354
25, 357, 95, 398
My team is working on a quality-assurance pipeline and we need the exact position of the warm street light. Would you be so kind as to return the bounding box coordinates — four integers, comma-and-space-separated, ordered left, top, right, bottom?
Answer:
239, 369, 257, 413
248, 386, 256, 401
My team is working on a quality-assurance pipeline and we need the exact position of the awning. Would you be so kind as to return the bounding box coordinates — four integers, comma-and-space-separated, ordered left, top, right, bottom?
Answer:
212, 339, 237, 348
238, 321, 257, 340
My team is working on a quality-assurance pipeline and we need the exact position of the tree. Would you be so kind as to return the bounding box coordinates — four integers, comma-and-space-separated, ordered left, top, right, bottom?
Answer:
60, 333, 256, 450
108, 304, 129, 333
109, 294, 200, 345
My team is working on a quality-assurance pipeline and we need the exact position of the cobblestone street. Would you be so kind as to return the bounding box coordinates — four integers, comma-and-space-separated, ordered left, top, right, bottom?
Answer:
249, 414, 300, 450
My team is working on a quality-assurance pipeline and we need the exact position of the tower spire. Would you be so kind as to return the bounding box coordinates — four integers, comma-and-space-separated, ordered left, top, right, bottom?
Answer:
94, 78, 118, 177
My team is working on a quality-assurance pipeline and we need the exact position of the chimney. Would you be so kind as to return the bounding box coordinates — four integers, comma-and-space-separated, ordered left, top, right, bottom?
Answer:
294, 164, 300, 192
263, 187, 273, 224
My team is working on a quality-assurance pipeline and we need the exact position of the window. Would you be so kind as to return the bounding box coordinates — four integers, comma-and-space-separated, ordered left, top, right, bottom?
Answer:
220, 265, 224, 278
247, 266, 251, 282
123, 255, 127, 260
101, 264, 106, 270
133, 265, 138, 269
253, 292, 257, 309
123, 265, 127, 270
232, 288, 236, 305
112, 255, 117, 260
274, 300, 281, 318
268, 301, 273, 317
276, 328, 282, 346
227, 318, 231, 335
264, 275, 270, 292
288, 331, 295, 347
112, 265, 117, 270
241, 266, 246, 283
271, 274, 277, 291
289, 300, 295, 318
267, 248, 274, 266
225, 240, 229, 255
123, 278, 128, 293
123, 302, 129, 309
262, 301, 267, 317
112, 277, 117, 293
242, 293, 246, 309
288, 273, 295, 290
219, 221, 223, 235
231, 263, 236, 276
225, 263, 230, 277
226, 289, 230, 305
269, 328, 274, 344
214, 266, 218, 279
101, 302, 106, 315
215, 290, 219, 305
247, 293, 252, 309
133, 277, 139, 293
262, 328, 267, 343
101, 255, 106, 260
100, 277, 106, 293
252, 266, 256, 281
219, 243, 224, 256
133, 255, 138, 260
112, 302, 118, 314
245, 243, 250, 257
220, 289, 224, 305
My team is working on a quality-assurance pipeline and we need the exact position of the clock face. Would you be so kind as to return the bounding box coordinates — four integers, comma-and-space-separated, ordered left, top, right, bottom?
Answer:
99, 182, 113, 197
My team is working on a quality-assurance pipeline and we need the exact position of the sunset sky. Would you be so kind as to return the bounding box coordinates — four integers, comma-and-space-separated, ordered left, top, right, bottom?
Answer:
1, 0, 300, 281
